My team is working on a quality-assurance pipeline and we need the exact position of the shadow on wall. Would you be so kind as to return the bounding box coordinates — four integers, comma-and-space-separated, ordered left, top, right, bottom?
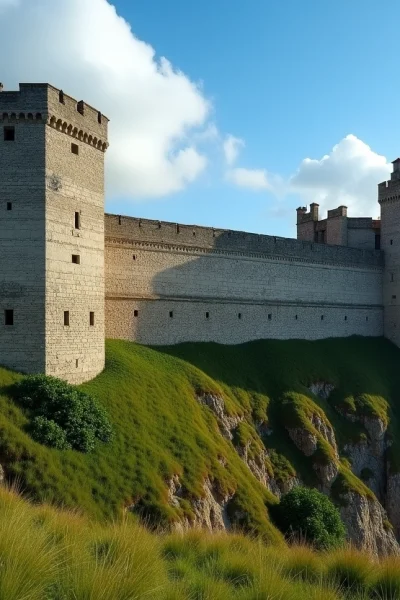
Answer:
118, 226, 384, 346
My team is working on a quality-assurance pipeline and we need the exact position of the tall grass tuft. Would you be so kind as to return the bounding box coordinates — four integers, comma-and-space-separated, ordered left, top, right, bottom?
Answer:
325, 548, 375, 594
369, 557, 400, 600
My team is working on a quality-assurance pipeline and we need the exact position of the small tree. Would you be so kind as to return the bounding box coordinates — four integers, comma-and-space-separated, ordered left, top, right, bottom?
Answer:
14, 375, 113, 453
272, 486, 346, 550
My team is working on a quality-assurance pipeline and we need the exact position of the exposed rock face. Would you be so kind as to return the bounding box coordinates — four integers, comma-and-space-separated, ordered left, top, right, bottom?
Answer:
287, 413, 339, 488
0, 464, 3, 484
236, 439, 300, 498
340, 491, 399, 557
309, 382, 335, 399
196, 393, 242, 440
236, 441, 270, 488
344, 438, 385, 499
386, 471, 400, 540
168, 476, 232, 532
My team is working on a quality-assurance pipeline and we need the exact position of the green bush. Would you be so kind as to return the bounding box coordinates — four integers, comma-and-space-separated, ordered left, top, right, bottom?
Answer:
14, 375, 113, 453
30, 416, 71, 450
272, 487, 346, 550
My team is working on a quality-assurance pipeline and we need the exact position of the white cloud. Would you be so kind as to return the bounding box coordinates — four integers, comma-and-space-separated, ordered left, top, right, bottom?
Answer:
227, 167, 270, 191
0, 0, 212, 199
290, 134, 391, 217
223, 134, 244, 166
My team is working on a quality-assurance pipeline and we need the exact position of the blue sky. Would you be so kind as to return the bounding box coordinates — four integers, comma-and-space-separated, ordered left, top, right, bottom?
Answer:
1, 0, 398, 237
109, 0, 398, 236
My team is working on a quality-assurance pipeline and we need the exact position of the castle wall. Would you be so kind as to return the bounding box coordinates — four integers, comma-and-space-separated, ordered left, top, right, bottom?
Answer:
105, 215, 383, 345
44, 85, 107, 383
0, 83, 107, 383
0, 92, 47, 374
379, 179, 400, 347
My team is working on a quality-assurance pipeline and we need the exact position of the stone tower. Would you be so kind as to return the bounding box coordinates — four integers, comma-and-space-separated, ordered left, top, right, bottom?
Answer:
0, 83, 108, 383
379, 159, 400, 347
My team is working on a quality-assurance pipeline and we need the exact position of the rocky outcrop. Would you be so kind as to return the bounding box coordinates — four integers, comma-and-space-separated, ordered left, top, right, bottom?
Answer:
386, 471, 400, 540
309, 382, 335, 399
287, 413, 339, 488
196, 393, 242, 440
344, 438, 385, 499
0, 464, 3, 484
340, 490, 399, 557
168, 475, 233, 532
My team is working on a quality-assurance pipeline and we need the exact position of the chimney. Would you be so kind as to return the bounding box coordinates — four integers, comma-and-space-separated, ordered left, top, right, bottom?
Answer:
310, 203, 319, 221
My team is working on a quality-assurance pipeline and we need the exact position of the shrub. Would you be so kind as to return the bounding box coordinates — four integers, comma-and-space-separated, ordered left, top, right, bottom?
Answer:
14, 375, 113, 452
271, 487, 346, 550
30, 416, 71, 450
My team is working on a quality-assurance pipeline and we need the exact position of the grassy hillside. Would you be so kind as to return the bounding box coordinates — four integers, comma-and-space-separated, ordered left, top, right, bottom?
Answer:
2, 483, 400, 600
1, 336, 400, 540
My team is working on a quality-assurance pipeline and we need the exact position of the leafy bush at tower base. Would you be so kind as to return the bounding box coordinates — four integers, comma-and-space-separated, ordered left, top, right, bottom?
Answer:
13, 375, 113, 452
272, 486, 346, 550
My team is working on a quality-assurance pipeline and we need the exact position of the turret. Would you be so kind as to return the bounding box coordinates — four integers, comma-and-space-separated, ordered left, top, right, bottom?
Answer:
378, 160, 400, 346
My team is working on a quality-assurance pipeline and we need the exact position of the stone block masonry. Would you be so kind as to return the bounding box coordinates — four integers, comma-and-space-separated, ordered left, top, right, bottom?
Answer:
0, 83, 108, 383
105, 215, 383, 345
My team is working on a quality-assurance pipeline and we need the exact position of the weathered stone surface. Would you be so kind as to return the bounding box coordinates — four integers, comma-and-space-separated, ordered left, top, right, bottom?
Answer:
309, 382, 335, 400
169, 476, 232, 533
386, 471, 400, 540
196, 393, 242, 440
340, 491, 399, 557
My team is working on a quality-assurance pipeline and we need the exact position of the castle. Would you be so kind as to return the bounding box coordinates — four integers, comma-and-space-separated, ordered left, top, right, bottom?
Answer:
0, 83, 397, 383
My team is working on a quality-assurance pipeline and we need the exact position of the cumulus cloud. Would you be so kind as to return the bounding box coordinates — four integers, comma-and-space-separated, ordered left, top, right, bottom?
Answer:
0, 0, 212, 199
223, 134, 244, 166
226, 167, 270, 191
290, 134, 391, 217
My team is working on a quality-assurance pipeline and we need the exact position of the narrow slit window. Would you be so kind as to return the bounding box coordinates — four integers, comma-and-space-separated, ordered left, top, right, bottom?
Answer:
134, 310, 139, 317
132, 254, 136, 261
76, 359, 79, 368
321, 315, 324, 321
366, 316, 369, 322
206, 312, 210, 319
74, 212, 80, 229
98, 111, 102, 124
295, 315, 298, 320
64, 311, 70, 327
344, 315, 347, 321
90, 312, 95, 326
238, 313, 242, 320
391, 273, 394, 282
6, 202, 12, 211
4, 126, 15, 141
4, 309, 13, 326
71, 143, 79, 155
72, 254, 80, 264
169, 311, 173, 318
268, 313, 272, 321
391, 240, 393, 245
59, 90, 65, 104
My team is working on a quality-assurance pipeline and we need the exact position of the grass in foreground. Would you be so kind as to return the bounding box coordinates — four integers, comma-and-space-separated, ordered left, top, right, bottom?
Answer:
2, 484, 400, 600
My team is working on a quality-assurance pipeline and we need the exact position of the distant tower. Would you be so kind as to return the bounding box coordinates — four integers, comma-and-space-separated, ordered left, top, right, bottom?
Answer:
0, 83, 109, 383
378, 159, 400, 346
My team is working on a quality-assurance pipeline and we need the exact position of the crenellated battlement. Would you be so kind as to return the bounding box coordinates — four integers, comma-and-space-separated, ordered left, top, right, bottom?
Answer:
0, 83, 109, 152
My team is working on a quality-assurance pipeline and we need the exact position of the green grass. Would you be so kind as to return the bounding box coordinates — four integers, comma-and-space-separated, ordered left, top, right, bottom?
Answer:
1, 484, 400, 600
1, 336, 400, 539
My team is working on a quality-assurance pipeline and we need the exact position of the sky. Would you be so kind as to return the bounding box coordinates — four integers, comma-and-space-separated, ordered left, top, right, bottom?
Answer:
0, 0, 398, 237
